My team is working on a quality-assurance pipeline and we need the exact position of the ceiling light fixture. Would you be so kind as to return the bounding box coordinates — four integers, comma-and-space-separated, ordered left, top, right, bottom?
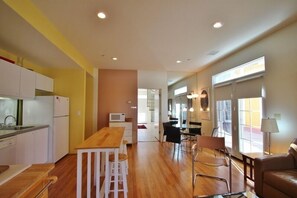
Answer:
176, 60, 182, 63
112, 57, 118, 61
213, 22, 223, 29
97, 12, 106, 19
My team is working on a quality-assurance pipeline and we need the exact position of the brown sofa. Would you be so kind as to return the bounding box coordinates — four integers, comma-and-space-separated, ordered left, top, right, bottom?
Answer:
254, 138, 297, 198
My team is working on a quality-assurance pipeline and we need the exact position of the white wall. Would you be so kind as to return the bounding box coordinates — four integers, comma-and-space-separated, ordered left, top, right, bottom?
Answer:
199, 21, 297, 153
138, 70, 168, 122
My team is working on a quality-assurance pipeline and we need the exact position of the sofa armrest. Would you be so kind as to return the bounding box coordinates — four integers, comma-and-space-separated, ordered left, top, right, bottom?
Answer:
254, 154, 294, 197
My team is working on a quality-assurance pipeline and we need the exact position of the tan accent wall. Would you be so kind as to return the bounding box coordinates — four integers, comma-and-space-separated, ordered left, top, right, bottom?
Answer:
98, 69, 137, 143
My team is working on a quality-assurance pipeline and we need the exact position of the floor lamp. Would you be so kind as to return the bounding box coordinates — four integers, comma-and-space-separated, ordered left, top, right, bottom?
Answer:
261, 118, 279, 155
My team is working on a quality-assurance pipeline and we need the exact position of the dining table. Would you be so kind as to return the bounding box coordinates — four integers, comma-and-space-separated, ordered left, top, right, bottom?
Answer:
76, 127, 124, 198
173, 124, 202, 152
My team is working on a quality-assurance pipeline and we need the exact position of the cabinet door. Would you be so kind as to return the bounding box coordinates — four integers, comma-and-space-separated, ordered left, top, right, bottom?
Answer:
20, 68, 36, 99
33, 128, 49, 164
0, 59, 21, 97
16, 132, 34, 164
35, 73, 54, 92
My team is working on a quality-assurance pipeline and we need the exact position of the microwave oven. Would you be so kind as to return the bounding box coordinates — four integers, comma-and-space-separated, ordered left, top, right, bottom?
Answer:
109, 113, 126, 122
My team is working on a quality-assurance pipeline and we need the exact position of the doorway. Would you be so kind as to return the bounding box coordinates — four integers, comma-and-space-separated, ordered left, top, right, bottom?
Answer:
137, 89, 160, 142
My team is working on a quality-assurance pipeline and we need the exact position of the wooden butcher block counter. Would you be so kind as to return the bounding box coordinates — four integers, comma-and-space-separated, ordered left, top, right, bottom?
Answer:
0, 164, 57, 198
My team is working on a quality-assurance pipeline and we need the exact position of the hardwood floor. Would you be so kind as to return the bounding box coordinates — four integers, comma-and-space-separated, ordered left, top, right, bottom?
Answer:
48, 141, 254, 198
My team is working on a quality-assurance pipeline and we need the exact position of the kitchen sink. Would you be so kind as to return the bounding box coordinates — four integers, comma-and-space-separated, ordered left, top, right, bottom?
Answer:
0, 126, 35, 130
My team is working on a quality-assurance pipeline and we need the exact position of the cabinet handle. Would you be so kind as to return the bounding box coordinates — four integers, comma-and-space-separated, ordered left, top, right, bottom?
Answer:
35, 176, 58, 198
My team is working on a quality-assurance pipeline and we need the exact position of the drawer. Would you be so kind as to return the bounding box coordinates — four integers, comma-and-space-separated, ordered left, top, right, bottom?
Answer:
109, 122, 132, 130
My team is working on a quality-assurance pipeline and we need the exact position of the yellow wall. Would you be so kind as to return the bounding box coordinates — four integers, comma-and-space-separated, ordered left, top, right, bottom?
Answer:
3, 0, 94, 76
85, 73, 94, 139
0, 49, 51, 75
49, 68, 86, 153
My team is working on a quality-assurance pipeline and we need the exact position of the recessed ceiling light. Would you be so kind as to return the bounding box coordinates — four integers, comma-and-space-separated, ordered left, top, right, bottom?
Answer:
213, 22, 223, 29
97, 12, 106, 19
112, 57, 118, 61
176, 60, 182, 63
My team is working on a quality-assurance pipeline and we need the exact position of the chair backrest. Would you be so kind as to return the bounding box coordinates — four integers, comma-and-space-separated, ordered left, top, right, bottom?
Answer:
196, 136, 225, 150
169, 120, 178, 125
189, 127, 201, 135
163, 122, 172, 136
189, 121, 202, 126
165, 126, 181, 144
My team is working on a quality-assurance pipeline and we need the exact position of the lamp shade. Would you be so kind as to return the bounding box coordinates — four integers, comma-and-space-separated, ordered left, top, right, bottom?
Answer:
261, 118, 279, 133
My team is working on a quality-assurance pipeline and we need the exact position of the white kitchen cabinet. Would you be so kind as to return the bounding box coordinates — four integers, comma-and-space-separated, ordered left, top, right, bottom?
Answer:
16, 131, 34, 164
33, 128, 49, 164
16, 127, 49, 164
35, 73, 54, 92
0, 59, 21, 98
109, 122, 132, 144
20, 67, 36, 99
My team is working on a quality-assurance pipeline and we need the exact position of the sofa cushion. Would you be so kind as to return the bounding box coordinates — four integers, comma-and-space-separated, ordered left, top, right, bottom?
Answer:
288, 138, 297, 168
264, 170, 297, 197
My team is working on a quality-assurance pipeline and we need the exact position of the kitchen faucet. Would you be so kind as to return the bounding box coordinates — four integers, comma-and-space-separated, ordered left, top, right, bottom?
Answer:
4, 115, 16, 126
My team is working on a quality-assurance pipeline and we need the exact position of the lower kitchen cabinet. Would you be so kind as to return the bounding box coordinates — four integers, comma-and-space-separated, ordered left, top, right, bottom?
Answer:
109, 122, 132, 144
16, 128, 49, 164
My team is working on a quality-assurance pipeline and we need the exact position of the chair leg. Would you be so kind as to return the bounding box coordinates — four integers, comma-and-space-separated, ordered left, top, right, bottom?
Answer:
197, 173, 230, 193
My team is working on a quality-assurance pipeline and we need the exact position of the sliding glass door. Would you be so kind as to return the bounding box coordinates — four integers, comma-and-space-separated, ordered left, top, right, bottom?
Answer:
216, 100, 232, 149
238, 97, 263, 153
214, 78, 264, 157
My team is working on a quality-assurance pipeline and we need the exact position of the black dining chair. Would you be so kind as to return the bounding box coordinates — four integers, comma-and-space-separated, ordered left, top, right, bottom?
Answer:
189, 121, 202, 140
189, 121, 202, 126
162, 122, 172, 142
165, 125, 182, 155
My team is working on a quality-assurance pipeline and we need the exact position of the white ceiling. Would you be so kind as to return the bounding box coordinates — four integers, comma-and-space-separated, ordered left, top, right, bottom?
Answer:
1, 0, 297, 85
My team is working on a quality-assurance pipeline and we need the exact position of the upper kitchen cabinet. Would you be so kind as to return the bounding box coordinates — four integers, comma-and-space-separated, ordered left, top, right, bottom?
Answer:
20, 67, 35, 99
35, 73, 54, 92
0, 59, 35, 99
0, 59, 21, 98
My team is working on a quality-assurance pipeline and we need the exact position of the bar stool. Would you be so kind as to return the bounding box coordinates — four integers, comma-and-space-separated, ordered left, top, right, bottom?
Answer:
108, 153, 128, 198
122, 140, 128, 154
122, 140, 129, 173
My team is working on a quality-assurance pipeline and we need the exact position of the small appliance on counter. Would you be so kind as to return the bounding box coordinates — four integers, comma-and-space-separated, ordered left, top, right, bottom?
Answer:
109, 113, 126, 122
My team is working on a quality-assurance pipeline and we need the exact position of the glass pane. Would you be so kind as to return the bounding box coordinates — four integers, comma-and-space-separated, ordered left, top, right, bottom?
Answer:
216, 100, 232, 148
238, 98, 263, 153
213, 56, 265, 84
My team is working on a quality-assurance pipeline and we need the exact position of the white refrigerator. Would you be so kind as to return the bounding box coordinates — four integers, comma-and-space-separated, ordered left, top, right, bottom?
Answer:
23, 96, 69, 163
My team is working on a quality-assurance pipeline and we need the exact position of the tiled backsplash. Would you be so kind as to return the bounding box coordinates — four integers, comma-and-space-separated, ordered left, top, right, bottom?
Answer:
0, 98, 18, 125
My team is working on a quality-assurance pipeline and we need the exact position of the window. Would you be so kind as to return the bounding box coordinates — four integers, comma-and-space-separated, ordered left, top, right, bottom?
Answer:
174, 86, 187, 96
213, 56, 265, 85
238, 98, 263, 153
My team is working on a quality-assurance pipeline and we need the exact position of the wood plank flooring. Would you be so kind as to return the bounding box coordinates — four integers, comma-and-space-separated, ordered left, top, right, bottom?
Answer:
48, 141, 254, 198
